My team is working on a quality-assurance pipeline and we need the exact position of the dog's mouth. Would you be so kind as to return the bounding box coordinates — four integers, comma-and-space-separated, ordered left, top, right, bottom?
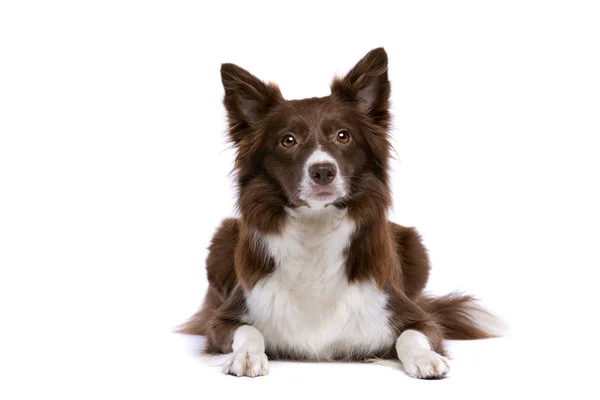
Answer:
302, 187, 346, 208
311, 191, 335, 199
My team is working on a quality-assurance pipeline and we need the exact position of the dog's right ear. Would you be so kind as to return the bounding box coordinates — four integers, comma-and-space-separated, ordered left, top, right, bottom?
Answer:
220, 63, 283, 142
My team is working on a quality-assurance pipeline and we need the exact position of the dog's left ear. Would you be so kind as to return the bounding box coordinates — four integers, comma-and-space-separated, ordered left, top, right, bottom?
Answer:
331, 48, 390, 121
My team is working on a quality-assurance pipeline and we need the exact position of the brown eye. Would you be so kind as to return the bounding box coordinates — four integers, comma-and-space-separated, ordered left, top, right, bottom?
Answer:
337, 130, 350, 143
281, 134, 297, 148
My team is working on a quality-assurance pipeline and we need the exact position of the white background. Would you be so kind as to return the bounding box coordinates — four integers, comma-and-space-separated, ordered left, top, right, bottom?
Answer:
1, 1, 599, 399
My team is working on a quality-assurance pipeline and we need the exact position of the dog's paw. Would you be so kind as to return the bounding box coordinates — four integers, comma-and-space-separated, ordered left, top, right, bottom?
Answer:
401, 349, 450, 379
224, 350, 269, 377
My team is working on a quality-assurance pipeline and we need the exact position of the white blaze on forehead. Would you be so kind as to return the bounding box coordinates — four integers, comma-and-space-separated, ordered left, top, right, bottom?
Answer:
304, 148, 338, 170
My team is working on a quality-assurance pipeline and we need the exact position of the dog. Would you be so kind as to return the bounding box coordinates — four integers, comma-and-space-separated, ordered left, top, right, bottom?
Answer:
178, 48, 502, 379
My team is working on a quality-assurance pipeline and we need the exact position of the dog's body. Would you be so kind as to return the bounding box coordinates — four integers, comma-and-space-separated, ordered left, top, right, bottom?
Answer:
179, 48, 499, 378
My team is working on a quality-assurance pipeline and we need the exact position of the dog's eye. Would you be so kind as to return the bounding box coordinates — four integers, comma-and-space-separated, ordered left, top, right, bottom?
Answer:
281, 134, 297, 148
336, 130, 350, 143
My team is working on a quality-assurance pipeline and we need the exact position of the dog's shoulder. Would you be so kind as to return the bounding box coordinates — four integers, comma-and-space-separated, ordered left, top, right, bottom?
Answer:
388, 221, 431, 299
206, 218, 240, 297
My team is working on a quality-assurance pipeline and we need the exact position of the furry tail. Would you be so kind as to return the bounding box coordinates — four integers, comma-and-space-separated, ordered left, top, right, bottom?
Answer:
419, 292, 507, 340
174, 286, 222, 335
174, 305, 212, 335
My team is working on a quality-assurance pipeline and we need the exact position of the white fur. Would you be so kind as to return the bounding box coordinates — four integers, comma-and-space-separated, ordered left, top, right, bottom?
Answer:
299, 148, 347, 208
224, 325, 269, 377
244, 206, 395, 360
464, 305, 510, 337
396, 330, 450, 379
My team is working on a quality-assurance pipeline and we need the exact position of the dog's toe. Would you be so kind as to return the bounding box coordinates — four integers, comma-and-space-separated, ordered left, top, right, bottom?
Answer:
402, 350, 450, 379
224, 350, 269, 377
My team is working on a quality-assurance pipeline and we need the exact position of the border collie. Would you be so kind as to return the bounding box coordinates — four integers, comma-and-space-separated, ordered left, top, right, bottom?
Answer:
179, 48, 502, 379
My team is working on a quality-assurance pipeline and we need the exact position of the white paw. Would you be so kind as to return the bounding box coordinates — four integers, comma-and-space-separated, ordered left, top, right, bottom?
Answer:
401, 349, 450, 379
224, 350, 269, 377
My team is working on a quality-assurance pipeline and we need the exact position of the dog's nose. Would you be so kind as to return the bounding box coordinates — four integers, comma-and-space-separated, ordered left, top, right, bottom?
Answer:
309, 163, 337, 186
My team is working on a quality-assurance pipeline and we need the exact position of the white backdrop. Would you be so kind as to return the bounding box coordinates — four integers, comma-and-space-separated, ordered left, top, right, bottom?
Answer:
1, 1, 599, 399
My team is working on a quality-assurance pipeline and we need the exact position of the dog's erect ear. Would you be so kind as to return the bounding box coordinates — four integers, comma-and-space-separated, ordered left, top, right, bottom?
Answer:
331, 48, 390, 120
221, 63, 283, 130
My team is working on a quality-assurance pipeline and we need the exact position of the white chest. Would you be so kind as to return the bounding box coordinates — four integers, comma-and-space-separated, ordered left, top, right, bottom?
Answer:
243, 208, 395, 360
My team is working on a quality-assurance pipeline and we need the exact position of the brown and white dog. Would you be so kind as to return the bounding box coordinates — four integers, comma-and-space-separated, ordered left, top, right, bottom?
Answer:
179, 48, 501, 379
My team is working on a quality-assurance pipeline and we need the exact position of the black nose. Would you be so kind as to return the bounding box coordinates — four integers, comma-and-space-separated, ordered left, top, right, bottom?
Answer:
309, 163, 337, 186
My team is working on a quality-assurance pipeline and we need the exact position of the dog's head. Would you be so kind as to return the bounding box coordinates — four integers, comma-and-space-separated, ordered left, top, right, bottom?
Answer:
221, 48, 392, 227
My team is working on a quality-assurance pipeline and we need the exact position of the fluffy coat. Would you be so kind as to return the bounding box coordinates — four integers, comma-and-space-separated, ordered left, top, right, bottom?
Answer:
178, 48, 498, 378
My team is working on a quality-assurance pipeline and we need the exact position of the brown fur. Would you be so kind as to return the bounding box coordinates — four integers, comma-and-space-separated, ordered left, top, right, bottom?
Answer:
389, 223, 431, 299
177, 48, 497, 359
419, 293, 498, 340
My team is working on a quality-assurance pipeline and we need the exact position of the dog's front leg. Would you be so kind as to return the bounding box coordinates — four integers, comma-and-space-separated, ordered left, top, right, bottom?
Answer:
388, 292, 450, 379
396, 329, 450, 379
207, 285, 269, 377
223, 325, 269, 377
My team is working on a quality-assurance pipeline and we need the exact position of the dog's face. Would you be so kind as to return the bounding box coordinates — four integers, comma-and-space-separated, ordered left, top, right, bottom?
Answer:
258, 97, 371, 209
221, 48, 392, 212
